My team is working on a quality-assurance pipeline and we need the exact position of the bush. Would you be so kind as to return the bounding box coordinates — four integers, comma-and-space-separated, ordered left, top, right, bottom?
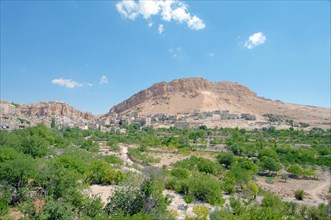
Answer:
295, 190, 304, 200
106, 186, 144, 216
80, 196, 106, 218
183, 194, 195, 204
174, 156, 223, 176
165, 172, 223, 205
171, 168, 189, 179
81, 139, 99, 152
287, 164, 304, 178
258, 148, 278, 160
128, 148, 160, 164
217, 152, 235, 169
193, 205, 209, 219
87, 160, 125, 185
188, 172, 224, 205
108, 139, 120, 151
262, 193, 283, 210
39, 198, 74, 220
104, 155, 123, 165
230, 197, 244, 215
259, 156, 282, 174
0, 186, 11, 216
21, 134, 49, 158
106, 178, 169, 218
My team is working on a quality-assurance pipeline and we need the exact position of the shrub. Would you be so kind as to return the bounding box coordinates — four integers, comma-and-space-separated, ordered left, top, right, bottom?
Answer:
106, 186, 144, 216
87, 160, 125, 185
287, 164, 304, 178
21, 134, 49, 158
259, 156, 282, 174
81, 196, 106, 218
81, 139, 99, 152
171, 168, 189, 179
230, 197, 244, 215
106, 178, 169, 218
193, 205, 209, 219
217, 152, 235, 169
258, 148, 278, 160
128, 148, 160, 164
183, 194, 195, 204
104, 155, 123, 165
262, 193, 283, 210
108, 139, 120, 151
174, 156, 223, 176
295, 190, 304, 200
188, 172, 224, 205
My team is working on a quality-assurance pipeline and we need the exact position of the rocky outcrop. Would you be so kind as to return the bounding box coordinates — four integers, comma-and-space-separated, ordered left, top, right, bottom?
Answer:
19, 101, 95, 120
0, 100, 96, 130
109, 78, 256, 114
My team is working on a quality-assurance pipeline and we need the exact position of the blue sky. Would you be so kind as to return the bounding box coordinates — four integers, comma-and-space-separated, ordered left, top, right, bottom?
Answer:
1, 0, 330, 114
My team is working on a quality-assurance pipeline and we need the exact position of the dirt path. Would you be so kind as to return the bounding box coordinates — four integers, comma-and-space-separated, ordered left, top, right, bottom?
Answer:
306, 179, 330, 203
256, 171, 331, 206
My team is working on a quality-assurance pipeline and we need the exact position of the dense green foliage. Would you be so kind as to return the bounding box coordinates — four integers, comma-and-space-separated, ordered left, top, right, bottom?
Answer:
0, 124, 330, 219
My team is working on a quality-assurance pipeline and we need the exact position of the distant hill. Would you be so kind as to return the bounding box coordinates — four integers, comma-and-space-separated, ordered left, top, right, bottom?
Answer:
0, 100, 95, 129
1, 78, 330, 130
107, 77, 330, 128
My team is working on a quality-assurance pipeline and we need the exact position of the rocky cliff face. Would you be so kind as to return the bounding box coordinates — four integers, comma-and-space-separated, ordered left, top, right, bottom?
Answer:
106, 77, 330, 129
1, 100, 97, 130
19, 101, 95, 120
109, 78, 257, 114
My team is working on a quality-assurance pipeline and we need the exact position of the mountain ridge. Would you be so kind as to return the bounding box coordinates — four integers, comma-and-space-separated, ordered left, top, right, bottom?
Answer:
1, 77, 330, 130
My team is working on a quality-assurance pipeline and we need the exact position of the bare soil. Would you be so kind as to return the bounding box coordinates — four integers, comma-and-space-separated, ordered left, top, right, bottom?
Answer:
256, 170, 331, 206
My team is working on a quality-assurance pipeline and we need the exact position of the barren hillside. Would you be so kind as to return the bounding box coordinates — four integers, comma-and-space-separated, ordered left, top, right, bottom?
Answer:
108, 78, 330, 128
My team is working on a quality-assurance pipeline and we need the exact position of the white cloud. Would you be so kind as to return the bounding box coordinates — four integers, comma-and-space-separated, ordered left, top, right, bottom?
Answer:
158, 24, 164, 34
99, 75, 109, 85
116, 0, 205, 31
148, 21, 154, 27
116, 0, 139, 20
172, 5, 190, 22
139, 0, 161, 19
86, 83, 93, 87
51, 78, 82, 88
187, 15, 205, 30
244, 32, 266, 49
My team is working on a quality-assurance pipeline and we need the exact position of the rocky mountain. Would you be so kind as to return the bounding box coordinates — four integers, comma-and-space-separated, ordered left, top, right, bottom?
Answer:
19, 101, 95, 120
108, 78, 330, 129
1, 78, 330, 130
0, 100, 96, 130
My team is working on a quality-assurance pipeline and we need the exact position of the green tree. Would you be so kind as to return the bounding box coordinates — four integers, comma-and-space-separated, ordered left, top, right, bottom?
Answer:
260, 157, 282, 175
51, 117, 56, 129
0, 157, 36, 190
217, 152, 235, 169
87, 160, 125, 185
21, 134, 49, 158
287, 164, 304, 178
258, 148, 278, 160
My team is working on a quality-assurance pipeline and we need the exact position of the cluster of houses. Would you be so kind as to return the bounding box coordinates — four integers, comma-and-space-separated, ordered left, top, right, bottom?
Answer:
0, 113, 98, 131
97, 110, 257, 131
1, 100, 257, 131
